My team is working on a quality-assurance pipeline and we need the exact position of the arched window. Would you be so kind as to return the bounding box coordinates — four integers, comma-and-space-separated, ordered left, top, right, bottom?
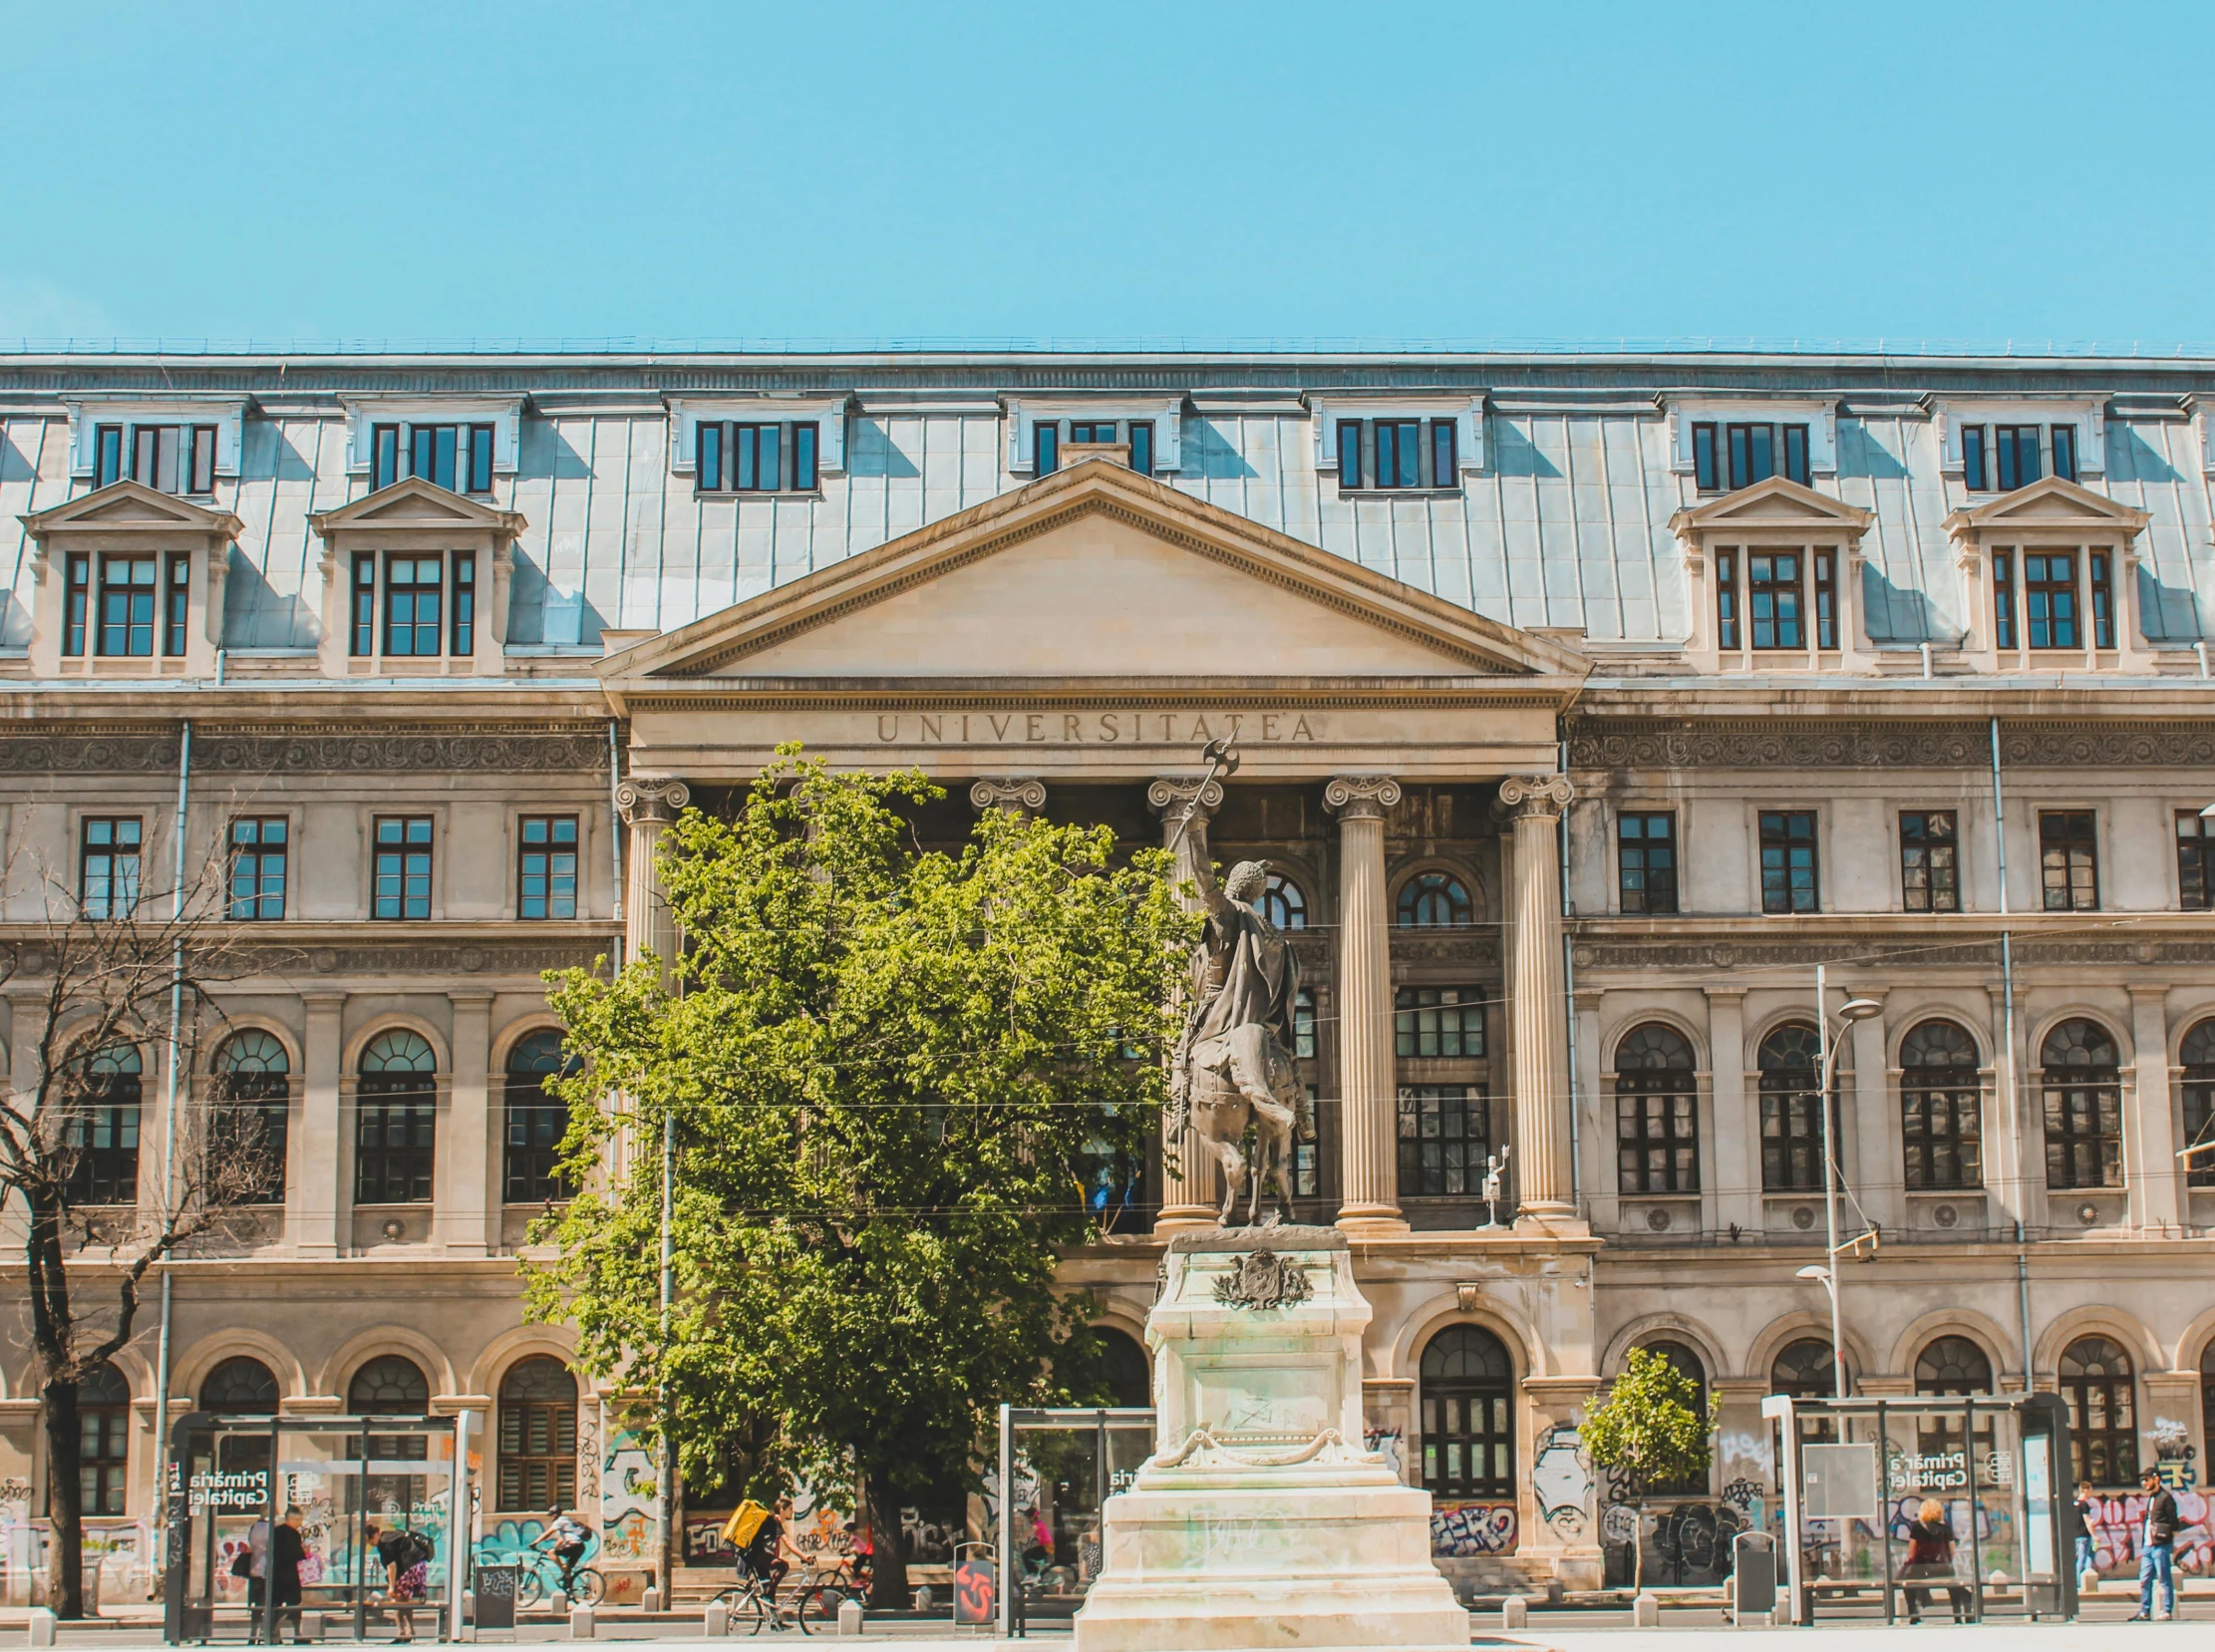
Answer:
76, 1362, 132, 1515
66, 1045, 143, 1206
1095, 1329, 1151, 1409
1420, 1326, 1514, 1498
496, 1357, 579, 1512
1257, 872, 1306, 931
357, 1030, 438, 1204
1396, 871, 1472, 929
504, 1030, 577, 1205
1900, 1020, 1982, 1191
200, 1356, 281, 1414
1770, 1337, 1844, 1400
2181, 1019, 2215, 1190
2041, 1020, 2121, 1190
2058, 1336, 2137, 1486
1615, 1024, 1699, 1194
1914, 1336, 1995, 1396
1635, 1340, 1710, 1493
1757, 1023, 1833, 1193
348, 1355, 430, 1415
212, 1031, 291, 1203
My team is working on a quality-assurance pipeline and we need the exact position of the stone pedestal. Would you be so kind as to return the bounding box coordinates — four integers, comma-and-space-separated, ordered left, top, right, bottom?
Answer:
1072, 1228, 1468, 1652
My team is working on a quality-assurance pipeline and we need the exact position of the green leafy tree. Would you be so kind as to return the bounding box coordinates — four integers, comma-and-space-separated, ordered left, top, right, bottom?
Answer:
524, 750, 1194, 1606
1580, 1347, 1717, 1592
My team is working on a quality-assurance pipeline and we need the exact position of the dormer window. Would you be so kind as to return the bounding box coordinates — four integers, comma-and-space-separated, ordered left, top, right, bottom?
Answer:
1691, 422, 1811, 492
1033, 419, 1154, 477
60, 553, 191, 660
1993, 548, 2113, 650
92, 423, 217, 496
695, 421, 819, 494
1960, 422, 2076, 492
1715, 547, 1838, 651
1334, 418, 1457, 492
350, 551, 475, 658
370, 423, 496, 495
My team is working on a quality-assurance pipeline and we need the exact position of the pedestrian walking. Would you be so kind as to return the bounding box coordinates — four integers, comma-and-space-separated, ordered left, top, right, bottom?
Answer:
240, 1512, 271, 1625
2072, 1482, 2098, 1589
266, 1508, 308, 1644
2126, 1468, 2179, 1622
1899, 1498, 1969, 1625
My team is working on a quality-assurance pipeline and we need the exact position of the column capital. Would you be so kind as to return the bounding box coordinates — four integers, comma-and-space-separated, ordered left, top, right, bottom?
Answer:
1323, 775, 1402, 820
970, 777, 1048, 814
1494, 774, 1575, 823
1146, 775, 1223, 818
615, 776, 691, 826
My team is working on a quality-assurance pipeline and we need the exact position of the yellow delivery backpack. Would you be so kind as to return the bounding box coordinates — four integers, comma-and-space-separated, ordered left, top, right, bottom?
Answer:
722, 1500, 770, 1551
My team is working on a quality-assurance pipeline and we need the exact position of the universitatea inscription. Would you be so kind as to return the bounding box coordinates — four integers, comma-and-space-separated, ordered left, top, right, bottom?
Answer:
874, 711, 1320, 745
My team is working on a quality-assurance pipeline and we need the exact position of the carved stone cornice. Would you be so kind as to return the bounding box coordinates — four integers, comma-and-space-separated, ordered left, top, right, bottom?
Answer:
1568, 932, 2215, 972
227, 940, 613, 978
1323, 776, 1402, 821
615, 777, 691, 826
1493, 774, 1575, 823
0, 723, 612, 775
1566, 717, 2215, 772
969, 778, 1048, 814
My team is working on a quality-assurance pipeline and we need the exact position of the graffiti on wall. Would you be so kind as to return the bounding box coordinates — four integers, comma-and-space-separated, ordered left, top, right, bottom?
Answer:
596, 1420, 662, 1568
1430, 1501, 1516, 1556
1719, 1429, 1773, 1482
1531, 1423, 1592, 1537
2080, 1489, 2212, 1576
1364, 1428, 1405, 1483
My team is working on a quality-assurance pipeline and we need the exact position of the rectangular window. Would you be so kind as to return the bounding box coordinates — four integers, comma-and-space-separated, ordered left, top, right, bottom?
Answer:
1375, 420, 1422, 489
1336, 420, 1363, 487
356, 1090, 437, 1203
227, 817, 288, 921
737, 423, 782, 491
1294, 989, 1316, 1060
64, 553, 90, 657
2088, 550, 2114, 649
1727, 422, 1773, 490
1396, 1085, 1487, 1197
1962, 425, 1989, 492
792, 421, 818, 490
518, 816, 579, 919
2051, 424, 2077, 483
1996, 425, 2042, 491
1899, 811, 1959, 913
371, 423, 401, 491
94, 425, 124, 489
1759, 810, 1819, 914
133, 425, 180, 494
696, 421, 724, 491
1067, 420, 1115, 445
1693, 422, 1720, 492
1293, 1084, 1321, 1197
1126, 421, 1154, 476
1812, 548, 1836, 649
1394, 987, 1484, 1059
1902, 1076, 1983, 1191
1431, 418, 1456, 484
80, 817, 143, 919
1715, 548, 1739, 649
187, 425, 217, 495
2039, 811, 2098, 911
451, 552, 475, 657
373, 817, 435, 920
1034, 421, 1060, 477
1617, 1074, 1699, 1194
65, 1082, 141, 1208
162, 552, 190, 658
1746, 550, 1803, 649
1993, 549, 2017, 650
2044, 1072, 2121, 1191
2024, 551, 2079, 649
1617, 812, 1679, 914
2178, 812, 2213, 911
383, 553, 443, 656
97, 555, 158, 657
467, 424, 495, 494
351, 553, 376, 656
411, 424, 460, 491
1781, 424, 1810, 486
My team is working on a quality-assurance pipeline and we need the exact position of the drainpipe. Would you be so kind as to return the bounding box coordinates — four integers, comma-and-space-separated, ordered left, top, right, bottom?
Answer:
1991, 717, 2033, 1385
152, 720, 192, 1510
608, 720, 625, 968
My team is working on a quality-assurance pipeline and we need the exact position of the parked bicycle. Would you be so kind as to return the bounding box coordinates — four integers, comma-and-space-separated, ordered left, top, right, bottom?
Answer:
511, 1549, 606, 1607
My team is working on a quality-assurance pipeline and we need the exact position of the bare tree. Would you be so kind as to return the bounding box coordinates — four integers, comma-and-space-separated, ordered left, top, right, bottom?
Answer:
0, 853, 265, 1618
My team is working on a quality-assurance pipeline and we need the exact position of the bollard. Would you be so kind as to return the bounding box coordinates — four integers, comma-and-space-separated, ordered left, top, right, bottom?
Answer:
643, 1585, 662, 1614
1633, 1591, 1661, 1628
836, 1595, 864, 1636
705, 1599, 729, 1637
569, 1602, 595, 1639
27, 1608, 55, 1648
1500, 1596, 1527, 1628
553, 1588, 570, 1615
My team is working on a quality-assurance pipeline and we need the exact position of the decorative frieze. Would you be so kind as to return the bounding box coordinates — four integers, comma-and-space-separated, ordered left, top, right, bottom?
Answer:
1569, 933, 2215, 971
0, 723, 611, 775
1566, 718, 2215, 772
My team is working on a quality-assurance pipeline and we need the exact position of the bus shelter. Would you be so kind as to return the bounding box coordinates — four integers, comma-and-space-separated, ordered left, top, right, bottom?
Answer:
162, 1411, 469, 1644
1762, 1391, 2078, 1627
994, 1407, 1153, 1636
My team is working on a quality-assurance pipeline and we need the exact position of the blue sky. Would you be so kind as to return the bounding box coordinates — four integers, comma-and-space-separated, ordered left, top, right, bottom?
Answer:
3, 1, 2211, 352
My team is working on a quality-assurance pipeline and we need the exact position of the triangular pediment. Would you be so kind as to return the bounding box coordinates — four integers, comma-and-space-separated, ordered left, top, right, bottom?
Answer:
309, 477, 525, 539
21, 480, 240, 539
1669, 475, 1875, 536
603, 460, 1589, 684
1942, 475, 2150, 537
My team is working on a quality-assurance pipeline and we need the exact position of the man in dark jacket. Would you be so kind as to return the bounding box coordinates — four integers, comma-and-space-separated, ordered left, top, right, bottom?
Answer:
266, 1507, 308, 1643
2127, 1468, 2180, 1622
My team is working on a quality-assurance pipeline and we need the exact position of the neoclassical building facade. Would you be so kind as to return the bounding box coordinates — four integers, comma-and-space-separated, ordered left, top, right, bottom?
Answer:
1, 350, 2211, 1595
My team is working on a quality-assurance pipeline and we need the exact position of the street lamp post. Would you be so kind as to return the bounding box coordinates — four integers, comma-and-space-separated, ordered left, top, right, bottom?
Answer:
1808, 969, 1884, 1399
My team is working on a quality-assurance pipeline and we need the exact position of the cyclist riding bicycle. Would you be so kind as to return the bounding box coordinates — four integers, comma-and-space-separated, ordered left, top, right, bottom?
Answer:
532, 1510, 594, 1596
723, 1499, 790, 1595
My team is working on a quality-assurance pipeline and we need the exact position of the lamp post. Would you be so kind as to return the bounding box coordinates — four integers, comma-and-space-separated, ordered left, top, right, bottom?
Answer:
1808, 972, 1884, 1399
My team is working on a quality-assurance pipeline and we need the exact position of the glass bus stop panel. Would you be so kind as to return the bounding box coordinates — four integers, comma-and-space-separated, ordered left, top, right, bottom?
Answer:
1005, 1409, 1155, 1606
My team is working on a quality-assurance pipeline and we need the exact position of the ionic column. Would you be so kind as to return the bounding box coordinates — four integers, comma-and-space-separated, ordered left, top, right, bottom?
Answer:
1325, 776, 1405, 1233
1148, 775, 1224, 1231
616, 778, 692, 972
969, 778, 1047, 816
1497, 775, 1576, 1220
